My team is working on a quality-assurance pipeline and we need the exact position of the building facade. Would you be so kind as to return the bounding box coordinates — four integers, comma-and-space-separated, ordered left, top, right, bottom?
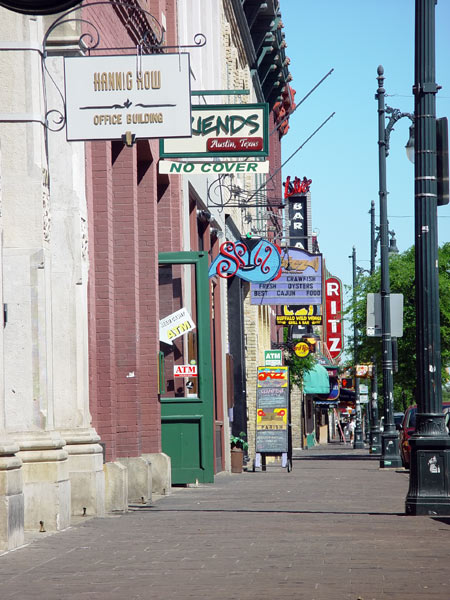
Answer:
0, 0, 293, 551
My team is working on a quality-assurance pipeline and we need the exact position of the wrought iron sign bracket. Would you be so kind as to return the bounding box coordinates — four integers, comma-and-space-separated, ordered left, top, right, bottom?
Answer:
207, 174, 285, 210
0, 0, 206, 136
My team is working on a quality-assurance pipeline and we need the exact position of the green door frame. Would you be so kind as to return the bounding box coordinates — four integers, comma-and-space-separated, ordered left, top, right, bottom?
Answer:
159, 251, 214, 484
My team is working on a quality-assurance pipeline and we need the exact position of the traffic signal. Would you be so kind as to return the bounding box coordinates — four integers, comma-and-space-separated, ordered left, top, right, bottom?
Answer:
341, 378, 355, 389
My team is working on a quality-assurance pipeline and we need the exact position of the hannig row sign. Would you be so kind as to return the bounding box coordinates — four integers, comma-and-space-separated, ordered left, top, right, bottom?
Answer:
64, 53, 192, 142
160, 104, 269, 158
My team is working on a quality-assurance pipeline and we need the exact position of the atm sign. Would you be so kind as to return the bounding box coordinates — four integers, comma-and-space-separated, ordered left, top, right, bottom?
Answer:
174, 365, 198, 378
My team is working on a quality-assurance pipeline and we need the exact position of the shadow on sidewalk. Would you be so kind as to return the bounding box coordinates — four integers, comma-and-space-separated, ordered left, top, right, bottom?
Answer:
134, 506, 406, 516
293, 453, 377, 461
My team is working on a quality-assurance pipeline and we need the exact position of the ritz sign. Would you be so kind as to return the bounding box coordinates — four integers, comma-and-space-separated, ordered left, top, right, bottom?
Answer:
324, 275, 343, 360
64, 53, 191, 141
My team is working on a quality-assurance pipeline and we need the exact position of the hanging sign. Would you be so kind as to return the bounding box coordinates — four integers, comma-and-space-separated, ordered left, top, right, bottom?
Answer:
158, 160, 270, 174
283, 177, 312, 250
160, 104, 269, 158
64, 53, 191, 142
276, 304, 322, 326
251, 248, 322, 305
0, 0, 81, 13
284, 176, 312, 198
324, 275, 343, 360
294, 342, 310, 357
355, 364, 373, 378
159, 307, 195, 345
208, 239, 281, 283
264, 350, 283, 366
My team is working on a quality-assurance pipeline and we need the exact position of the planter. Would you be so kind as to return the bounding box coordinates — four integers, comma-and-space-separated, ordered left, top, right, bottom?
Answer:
230, 448, 244, 473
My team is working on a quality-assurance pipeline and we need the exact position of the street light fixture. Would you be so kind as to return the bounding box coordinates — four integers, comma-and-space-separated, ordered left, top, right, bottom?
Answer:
376, 66, 412, 469
405, 125, 415, 163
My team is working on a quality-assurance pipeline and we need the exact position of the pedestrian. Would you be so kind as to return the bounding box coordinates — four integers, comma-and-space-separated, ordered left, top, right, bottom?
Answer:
348, 417, 356, 443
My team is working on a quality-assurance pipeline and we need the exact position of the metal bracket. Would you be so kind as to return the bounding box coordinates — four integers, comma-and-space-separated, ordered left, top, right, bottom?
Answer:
0, 1, 206, 135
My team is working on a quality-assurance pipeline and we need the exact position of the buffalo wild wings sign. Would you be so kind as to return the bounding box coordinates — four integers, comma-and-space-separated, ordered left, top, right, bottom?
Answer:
64, 54, 191, 141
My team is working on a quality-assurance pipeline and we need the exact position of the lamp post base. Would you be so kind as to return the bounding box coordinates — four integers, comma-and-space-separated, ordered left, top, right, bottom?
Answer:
405, 436, 450, 515
380, 430, 402, 468
369, 426, 382, 455
353, 426, 365, 449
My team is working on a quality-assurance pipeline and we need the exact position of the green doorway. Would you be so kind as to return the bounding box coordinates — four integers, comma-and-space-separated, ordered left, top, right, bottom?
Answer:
159, 251, 214, 484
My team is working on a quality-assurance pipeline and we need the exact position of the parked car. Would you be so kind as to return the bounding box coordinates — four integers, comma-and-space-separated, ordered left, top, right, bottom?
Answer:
394, 412, 404, 430
400, 402, 450, 468
378, 413, 403, 432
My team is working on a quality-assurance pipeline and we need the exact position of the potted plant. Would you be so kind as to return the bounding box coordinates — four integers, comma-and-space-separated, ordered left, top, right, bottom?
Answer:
230, 431, 248, 473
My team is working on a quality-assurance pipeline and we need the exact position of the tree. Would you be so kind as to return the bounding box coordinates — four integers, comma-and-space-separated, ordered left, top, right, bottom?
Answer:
346, 243, 450, 411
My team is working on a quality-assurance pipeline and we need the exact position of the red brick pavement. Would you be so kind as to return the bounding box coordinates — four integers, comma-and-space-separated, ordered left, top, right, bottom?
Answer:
0, 443, 448, 599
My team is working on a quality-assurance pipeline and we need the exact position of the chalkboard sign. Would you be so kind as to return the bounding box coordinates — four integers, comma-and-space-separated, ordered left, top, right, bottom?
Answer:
256, 367, 289, 453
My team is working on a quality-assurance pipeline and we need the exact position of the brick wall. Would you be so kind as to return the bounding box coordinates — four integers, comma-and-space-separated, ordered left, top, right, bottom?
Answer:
85, 1, 178, 462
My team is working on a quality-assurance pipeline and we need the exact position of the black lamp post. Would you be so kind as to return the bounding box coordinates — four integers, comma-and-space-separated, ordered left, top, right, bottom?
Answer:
368, 200, 382, 455
376, 67, 413, 469
351, 246, 365, 449
406, 0, 450, 515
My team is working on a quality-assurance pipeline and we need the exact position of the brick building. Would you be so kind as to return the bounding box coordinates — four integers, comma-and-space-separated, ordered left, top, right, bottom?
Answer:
0, 0, 294, 551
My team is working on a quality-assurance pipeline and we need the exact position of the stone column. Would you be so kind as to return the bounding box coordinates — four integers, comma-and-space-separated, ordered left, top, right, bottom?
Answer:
15, 432, 70, 531
0, 440, 24, 553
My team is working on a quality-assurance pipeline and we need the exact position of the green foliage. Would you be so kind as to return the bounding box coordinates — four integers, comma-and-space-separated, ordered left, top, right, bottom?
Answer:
347, 243, 450, 412
230, 431, 248, 451
284, 348, 317, 389
282, 326, 318, 388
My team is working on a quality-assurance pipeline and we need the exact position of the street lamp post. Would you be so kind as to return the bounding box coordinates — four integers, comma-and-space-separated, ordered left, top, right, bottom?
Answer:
406, 0, 450, 515
369, 200, 382, 455
376, 66, 412, 468
351, 246, 365, 449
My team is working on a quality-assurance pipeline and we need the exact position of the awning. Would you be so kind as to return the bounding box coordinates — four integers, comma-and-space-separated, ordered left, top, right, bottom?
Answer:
303, 363, 330, 395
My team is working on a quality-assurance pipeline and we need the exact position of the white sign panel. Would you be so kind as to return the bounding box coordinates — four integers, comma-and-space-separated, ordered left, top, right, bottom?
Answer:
366, 293, 404, 337
159, 307, 195, 345
160, 104, 269, 158
158, 160, 270, 175
64, 53, 191, 141
174, 364, 198, 378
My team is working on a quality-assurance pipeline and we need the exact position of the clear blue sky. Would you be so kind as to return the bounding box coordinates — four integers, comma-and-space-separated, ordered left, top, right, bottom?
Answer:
281, 0, 450, 301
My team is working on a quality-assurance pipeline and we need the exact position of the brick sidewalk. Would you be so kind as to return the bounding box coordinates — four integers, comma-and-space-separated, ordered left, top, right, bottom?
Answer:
0, 442, 448, 599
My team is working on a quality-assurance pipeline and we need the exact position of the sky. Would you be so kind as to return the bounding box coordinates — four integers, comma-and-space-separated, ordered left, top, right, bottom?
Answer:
280, 0, 450, 301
